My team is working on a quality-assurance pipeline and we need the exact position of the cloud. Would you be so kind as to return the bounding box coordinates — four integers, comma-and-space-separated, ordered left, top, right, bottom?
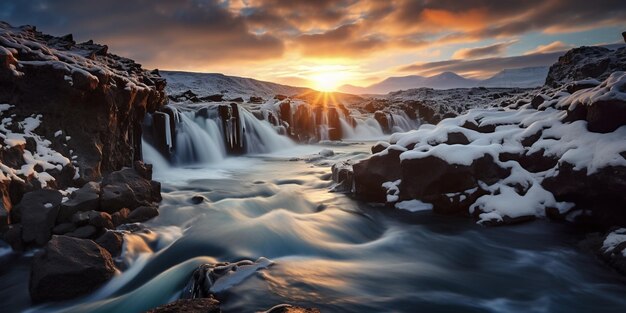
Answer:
0, 0, 285, 70
399, 50, 566, 78
452, 41, 516, 59
524, 41, 575, 55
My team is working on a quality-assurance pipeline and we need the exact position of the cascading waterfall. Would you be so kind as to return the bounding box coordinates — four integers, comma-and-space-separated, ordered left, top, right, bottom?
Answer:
175, 112, 225, 165
237, 107, 294, 153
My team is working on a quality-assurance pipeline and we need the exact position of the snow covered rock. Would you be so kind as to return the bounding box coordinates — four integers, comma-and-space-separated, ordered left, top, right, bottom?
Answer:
349, 61, 626, 227
0, 22, 167, 183
545, 46, 626, 88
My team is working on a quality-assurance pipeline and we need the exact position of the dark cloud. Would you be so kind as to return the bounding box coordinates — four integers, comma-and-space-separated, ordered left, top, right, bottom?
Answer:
0, 0, 285, 69
0, 0, 624, 69
452, 41, 516, 59
400, 43, 626, 78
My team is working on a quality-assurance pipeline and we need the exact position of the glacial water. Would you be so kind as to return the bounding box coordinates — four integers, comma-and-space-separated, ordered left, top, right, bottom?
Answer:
1, 141, 624, 313
1, 106, 626, 313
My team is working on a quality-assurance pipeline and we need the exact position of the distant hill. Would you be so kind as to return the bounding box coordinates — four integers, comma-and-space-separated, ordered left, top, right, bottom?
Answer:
479, 66, 549, 88
340, 66, 550, 94
161, 71, 311, 99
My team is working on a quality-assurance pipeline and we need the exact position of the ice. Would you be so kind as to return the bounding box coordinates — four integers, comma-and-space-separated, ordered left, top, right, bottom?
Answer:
395, 200, 433, 212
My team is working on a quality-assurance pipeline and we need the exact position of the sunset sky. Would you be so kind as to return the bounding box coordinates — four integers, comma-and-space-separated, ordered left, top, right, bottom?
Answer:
1, 0, 625, 90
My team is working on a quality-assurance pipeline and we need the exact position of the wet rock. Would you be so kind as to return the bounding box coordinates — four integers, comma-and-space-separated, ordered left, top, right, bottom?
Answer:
374, 111, 390, 133
146, 298, 221, 313
111, 208, 130, 226
191, 195, 207, 204
319, 149, 334, 157
371, 141, 389, 154
127, 205, 159, 223
249, 96, 264, 104
15, 189, 62, 245
57, 182, 100, 222
331, 161, 354, 193
88, 211, 114, 229
29, 236, 116, 303
353, 146, 405, 202
95, 230, 124, 257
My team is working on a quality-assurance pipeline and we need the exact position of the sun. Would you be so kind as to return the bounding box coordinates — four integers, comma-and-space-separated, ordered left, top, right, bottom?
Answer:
308, 65, 351, 92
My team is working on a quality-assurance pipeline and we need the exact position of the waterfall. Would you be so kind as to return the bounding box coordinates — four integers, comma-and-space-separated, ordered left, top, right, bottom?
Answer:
237, 108, 294, 153
174, 112, 225, 165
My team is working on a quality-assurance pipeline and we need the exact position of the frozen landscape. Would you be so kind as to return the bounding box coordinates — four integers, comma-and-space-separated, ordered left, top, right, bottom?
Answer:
1, 2, 626, 313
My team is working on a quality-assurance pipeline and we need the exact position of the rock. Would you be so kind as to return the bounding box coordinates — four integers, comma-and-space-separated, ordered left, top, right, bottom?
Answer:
0, 23, 167, 182
15, 189, 62, 245
319, 149, 334, 157
95, 230, 124, 257
52, 223, 76, 235
545, 46, 626, 88
0, 181, 11, 227
57, 182, 101, 222
190, 195, 207, 204
146, 298, 221, 313
100, 167, 161, 212
249, 96, 263, 104
586, 99, 626, 133
445, 132, 470, 145
111, 208, 130, 226
542, 163, 626, 228
331, 161, 354, 193
371, 141, 389, 154
29, 236, 116, 303
374, 111, 390, 133
3, 224, 23, 251
353, 146, 405, 202
127, 205, 159, 223
67, 225, 98, 239
88, 211, 114, 229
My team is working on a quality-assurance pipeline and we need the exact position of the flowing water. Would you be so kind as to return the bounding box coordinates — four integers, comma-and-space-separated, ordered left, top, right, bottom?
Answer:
2, 108, 626, 313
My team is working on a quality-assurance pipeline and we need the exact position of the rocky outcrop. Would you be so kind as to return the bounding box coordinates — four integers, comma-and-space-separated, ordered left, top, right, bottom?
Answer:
342, 48, 626, 227
545, 46, 626, 88
0, 22, 167, 184
29, 235, 116, 303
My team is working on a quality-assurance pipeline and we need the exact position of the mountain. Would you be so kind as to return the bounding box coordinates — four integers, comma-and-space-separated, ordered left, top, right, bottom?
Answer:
339, 67, 550, 94
479, 66, 549, 88
340, 72, 477, 94
161, 71, 311, 99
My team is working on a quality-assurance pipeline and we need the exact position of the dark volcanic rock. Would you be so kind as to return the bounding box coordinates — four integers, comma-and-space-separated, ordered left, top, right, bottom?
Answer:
545, 46, 626, 88
146, 298, 221, 313
29, 236, 116, 303
95, 230, 124, 257
353, 146, 405, 202
586, 99, 626, 133
57, 182, 101, 222
67, 225, 98, 239
100, 166, 161, 212
15, 189, 62, 245
127, 205, 159, 223
0, 22, 167, 181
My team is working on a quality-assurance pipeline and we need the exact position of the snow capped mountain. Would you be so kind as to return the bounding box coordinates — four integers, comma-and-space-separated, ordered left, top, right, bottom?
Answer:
340, 66, 550, 94
161, 71, 310, 99
479, 66, 549, 88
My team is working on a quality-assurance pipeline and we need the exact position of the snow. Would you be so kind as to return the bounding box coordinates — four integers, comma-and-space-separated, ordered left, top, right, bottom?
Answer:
374, 72, 625, 224
603, 229, 626, 257
395, 200, 433, 212
382, 179, 401, 203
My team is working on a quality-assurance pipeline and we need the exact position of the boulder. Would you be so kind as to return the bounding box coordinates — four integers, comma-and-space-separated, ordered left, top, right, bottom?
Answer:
127, 205, 159, 223
146, 298, 221, 313
331, 161, 354, 193
111, 208, 131, 226
15, 189, 62, 245
57, 182, 100, 222
29, 236, 116, 303
66, 225, 98, 239
586, 99, 626, 133
100, 167, 161, 213
95, 230, 124, 257
353, 146, 405, 202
